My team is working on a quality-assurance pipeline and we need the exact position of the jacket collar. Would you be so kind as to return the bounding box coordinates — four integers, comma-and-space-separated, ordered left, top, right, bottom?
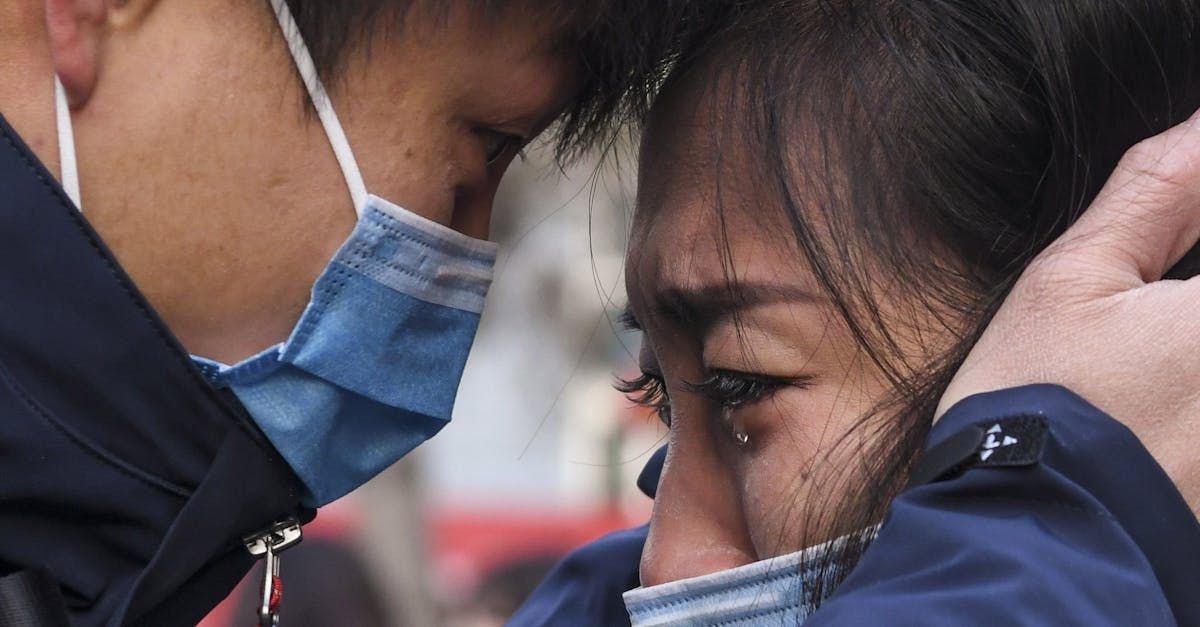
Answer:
0, 112, 309, 625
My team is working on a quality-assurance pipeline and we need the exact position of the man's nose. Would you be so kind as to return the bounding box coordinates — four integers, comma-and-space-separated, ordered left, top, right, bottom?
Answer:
447, 155, 504, 241
639, 441, 757, 587
449, 186, 495, 240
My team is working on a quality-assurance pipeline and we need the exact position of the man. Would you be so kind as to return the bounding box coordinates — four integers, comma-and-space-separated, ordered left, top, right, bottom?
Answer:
0, 1, 721, 625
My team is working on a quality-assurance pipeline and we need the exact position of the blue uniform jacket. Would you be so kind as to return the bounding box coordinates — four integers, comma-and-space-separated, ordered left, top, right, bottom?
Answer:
511, 385, 1200, 625
0, 113, 312, 625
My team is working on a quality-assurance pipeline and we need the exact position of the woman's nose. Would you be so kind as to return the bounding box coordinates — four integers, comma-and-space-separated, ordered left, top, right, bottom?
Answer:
639, 443, 758, 587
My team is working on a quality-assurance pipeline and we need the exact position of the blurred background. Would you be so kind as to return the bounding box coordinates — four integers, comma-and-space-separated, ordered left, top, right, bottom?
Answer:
201, 141, 664, 626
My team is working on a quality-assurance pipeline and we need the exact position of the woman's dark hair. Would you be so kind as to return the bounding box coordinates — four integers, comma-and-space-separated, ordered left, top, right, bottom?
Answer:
661, 0, 1200, 607
281, 0, 731, 162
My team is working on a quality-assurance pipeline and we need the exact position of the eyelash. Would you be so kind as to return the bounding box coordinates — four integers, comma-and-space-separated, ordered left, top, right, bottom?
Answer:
616, 372, 673, 426
685, 370, 813, 410
616, 369, 812, 428
479, 128, 526, 165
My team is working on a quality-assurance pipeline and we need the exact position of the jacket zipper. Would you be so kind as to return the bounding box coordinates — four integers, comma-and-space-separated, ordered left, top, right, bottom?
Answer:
242, 518, 303, 627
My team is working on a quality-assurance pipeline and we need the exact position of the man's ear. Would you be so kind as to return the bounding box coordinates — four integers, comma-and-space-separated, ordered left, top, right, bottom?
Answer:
44, 0, 109, 107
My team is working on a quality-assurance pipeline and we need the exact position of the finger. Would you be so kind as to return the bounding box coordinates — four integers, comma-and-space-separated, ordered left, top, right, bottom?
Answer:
1046, 107, 1200, 285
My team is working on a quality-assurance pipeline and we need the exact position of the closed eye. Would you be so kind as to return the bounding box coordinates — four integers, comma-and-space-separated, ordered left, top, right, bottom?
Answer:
478, 128, 526, 165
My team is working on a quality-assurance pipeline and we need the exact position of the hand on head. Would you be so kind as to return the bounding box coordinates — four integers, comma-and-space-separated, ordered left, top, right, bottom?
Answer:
939, 108, 1200, 514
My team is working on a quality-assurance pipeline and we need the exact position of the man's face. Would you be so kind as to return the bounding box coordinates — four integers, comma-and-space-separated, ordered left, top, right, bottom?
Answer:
57, 0, 578, 362
319, 2, 580, 237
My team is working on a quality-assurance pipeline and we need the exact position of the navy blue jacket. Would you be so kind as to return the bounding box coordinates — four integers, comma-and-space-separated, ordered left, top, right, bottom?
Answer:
0, 114, 312, 625
508, 447, 664, 626
512, 385, 1200, 625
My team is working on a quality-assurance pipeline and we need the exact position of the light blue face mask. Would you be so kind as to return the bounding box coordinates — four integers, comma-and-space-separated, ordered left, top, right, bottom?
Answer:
53, 0, 498, 507
622, 529, 875, 626
191, 193, 496, 506
201, 0, 499, 506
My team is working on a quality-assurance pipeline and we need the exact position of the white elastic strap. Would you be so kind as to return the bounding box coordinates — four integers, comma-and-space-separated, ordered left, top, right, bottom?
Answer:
268, 0, 369, 215
54, 76, 82, 211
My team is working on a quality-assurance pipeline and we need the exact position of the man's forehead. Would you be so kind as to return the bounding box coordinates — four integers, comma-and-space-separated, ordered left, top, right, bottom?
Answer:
288, 0, 738, 160
300, 1, 583, 84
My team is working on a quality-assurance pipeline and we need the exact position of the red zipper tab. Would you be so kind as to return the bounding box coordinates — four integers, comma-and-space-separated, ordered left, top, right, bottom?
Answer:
243, 519, 302, 627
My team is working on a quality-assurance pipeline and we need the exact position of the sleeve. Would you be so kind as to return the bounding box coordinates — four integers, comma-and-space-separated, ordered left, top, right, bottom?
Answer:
506, 447, 664, 627
807, 384, 1200, 626
505, 524, 648, 627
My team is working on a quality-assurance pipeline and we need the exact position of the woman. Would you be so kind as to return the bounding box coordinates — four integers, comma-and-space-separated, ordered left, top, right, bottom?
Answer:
611, 0, 1200, 623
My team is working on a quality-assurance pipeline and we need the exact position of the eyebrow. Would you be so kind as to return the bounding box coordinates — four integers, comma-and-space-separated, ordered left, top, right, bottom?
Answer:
648, 283, 823, 334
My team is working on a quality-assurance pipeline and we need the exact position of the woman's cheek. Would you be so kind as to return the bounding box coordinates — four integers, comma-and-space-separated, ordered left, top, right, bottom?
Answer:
738, 446, 808, 557
734, 390, 823, 556
734, 382, 879, 557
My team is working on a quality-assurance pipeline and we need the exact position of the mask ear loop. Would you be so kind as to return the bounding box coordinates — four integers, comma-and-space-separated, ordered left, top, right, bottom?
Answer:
54, 2, 368, 217
268, 0, 369, 217
55, 76, 82, 211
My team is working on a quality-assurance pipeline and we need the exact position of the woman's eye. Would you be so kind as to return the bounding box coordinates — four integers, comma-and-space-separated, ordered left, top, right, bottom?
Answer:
684, 370, 809, 410
478, 128, 525, 165
616, 372, 673, 427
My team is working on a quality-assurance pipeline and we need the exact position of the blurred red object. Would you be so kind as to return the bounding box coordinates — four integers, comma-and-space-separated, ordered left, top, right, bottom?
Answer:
198, 497, 361, 627
429, 506, 641, 602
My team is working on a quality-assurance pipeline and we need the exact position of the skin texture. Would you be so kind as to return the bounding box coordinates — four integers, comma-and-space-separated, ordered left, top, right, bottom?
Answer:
627, 69, 893, 586
0, 0, 576, 363
629, 51, 1200, 589
938, 108, 1200, 516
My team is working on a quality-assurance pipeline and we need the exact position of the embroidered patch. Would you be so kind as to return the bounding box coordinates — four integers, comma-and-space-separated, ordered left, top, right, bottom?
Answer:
909, 414, 1048, 487
974, 414, 1047, 467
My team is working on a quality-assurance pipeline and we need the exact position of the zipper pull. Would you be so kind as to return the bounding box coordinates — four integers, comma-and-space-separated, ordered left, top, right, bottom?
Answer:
243, 519, 303, 627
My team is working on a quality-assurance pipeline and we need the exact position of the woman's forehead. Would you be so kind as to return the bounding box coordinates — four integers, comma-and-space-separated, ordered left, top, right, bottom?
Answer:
628, 66, 836, 320
635, 69, 762, 227
627, 170, 811, 321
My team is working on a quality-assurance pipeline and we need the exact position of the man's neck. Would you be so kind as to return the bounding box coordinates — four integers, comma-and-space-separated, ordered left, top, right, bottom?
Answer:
0, 3, 59, 179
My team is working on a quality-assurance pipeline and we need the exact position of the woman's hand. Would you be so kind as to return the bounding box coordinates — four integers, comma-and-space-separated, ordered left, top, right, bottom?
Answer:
937, 108, 1200, 515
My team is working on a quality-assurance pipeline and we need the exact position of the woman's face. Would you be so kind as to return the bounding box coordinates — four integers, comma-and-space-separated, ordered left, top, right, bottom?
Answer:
625, 73, 908, 587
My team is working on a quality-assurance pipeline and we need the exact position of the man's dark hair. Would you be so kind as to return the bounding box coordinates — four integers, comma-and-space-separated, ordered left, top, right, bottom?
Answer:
282, 0, 730, 162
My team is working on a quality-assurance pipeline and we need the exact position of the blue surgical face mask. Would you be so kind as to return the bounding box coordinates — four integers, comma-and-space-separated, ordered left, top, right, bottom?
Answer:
53, 0, 497, 507
622, 529, 876, 626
